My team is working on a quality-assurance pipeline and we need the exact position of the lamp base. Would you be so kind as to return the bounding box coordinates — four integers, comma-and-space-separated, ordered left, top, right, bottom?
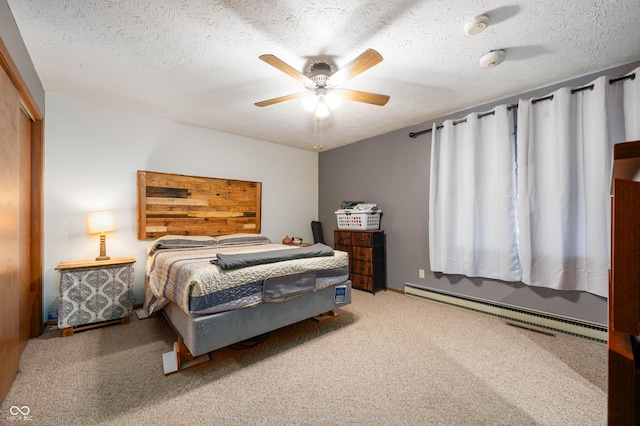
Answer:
96, 234, 110, 261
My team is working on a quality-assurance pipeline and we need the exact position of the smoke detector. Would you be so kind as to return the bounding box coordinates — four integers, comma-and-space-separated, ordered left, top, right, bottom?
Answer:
464, 15, 490, 35
479, 50, 505, 68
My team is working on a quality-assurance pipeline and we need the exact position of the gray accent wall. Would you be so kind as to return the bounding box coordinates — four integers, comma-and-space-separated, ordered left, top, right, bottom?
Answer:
1, 0, 45, 113
320, 60, 640, 326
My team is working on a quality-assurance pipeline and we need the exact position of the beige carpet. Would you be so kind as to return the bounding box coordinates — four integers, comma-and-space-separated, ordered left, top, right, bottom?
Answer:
1, 290, 606, 425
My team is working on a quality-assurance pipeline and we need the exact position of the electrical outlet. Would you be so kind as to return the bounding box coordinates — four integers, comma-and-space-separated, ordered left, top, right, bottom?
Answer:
419, 269, 425, 279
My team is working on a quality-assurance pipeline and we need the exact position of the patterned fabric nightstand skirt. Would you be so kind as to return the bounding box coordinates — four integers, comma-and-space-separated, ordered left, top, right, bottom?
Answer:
58, 265, 134, 329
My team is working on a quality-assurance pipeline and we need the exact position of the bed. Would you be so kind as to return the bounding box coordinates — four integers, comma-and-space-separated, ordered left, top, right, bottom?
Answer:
137, 171, 351, 374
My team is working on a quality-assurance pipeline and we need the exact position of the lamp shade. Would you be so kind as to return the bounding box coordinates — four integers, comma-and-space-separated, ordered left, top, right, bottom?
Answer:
87, 210, 116, 235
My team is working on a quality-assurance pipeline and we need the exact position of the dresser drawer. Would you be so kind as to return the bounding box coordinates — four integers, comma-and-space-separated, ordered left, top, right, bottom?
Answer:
351, 259, 385, 276
352, 232, 372, 247
350, 273, 385, 293
352, 231, 385, 247
334, 231, 353, 245
351, 245, 385, 261
351, 273, 373, 292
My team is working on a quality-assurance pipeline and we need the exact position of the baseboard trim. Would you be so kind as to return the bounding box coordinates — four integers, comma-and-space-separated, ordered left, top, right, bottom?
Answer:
404, 284, 607, 343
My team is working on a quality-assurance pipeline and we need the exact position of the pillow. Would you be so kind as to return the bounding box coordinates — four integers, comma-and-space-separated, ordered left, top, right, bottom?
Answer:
213, 233, 272, 246
147, 235, 218, 255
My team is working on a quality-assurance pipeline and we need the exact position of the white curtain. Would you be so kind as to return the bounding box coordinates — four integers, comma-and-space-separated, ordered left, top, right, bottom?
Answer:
622, 67, 640, 140
427, 66, 638, 297
516, 75, 621, 298
429, 105, 521, 281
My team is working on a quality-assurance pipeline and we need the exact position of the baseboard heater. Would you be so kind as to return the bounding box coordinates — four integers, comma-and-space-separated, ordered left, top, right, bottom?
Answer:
404, 284, 607, 343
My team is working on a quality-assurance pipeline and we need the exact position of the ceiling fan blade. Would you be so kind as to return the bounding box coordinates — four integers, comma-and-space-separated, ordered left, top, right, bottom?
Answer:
334, 89, 390, 106
329, 49, 384, 85
255, 92, 309, 107
259, 54, 314, 86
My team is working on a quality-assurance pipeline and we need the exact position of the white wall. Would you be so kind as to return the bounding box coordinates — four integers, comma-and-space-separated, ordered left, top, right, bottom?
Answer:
43, 94, 318, 316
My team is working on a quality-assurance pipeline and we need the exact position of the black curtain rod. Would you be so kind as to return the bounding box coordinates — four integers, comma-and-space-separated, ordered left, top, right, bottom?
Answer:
410, 72, 637, 139
531, 94, 553, 105
478, 110, 496, 119
409, 126, 442, 138
570, 84, 594, 94
531, 84, 593, 105
529, 84, 606, 102
452, 110, 497, 126
409, 105, 515, 138
609, 72, 635, 84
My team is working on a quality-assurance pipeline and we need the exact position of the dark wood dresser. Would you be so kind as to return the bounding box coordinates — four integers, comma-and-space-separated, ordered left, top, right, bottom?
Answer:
608, 140, 640, 425
334, 229, 386, 294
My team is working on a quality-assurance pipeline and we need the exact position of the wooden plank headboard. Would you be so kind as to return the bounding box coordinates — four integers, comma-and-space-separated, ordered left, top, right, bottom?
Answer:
137, 170, 262, 240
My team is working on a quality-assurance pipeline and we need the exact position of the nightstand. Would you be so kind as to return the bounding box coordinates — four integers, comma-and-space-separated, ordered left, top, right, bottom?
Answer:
55, 257, 136, 336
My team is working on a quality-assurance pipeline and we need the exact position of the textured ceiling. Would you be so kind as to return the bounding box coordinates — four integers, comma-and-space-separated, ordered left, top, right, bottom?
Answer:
8, 0, 640, 151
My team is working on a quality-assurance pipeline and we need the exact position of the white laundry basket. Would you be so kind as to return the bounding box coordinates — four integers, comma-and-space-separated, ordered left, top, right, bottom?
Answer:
335, 205, 382, 230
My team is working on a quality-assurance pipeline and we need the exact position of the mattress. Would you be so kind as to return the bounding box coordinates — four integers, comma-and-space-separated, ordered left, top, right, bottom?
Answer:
145, 240, 349, 316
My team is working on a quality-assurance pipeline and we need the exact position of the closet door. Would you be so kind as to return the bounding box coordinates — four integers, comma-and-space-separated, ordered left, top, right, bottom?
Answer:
0, 60, 22, 402
0, 35, 43, 404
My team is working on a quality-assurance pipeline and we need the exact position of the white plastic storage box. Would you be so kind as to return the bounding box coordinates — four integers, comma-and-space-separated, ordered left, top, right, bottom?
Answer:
335, 206, 382, 230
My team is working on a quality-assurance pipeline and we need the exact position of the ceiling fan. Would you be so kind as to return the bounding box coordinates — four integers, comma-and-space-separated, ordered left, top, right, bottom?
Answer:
255, 48, 390, 118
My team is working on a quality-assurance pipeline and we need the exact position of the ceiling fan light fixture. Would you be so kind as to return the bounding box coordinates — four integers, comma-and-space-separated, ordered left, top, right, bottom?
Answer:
315, 98, 330, 118
256, 49, 389, 118
302, 94, 318, 112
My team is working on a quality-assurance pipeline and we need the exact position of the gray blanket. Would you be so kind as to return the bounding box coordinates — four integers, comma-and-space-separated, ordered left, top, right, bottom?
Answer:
211, 243, 334, 270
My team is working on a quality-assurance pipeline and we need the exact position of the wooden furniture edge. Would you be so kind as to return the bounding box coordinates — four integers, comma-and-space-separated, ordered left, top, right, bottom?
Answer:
312, 310, 338, 322
608, 139, 640, 425
137, 170, 147, 240
335, 229, 385, 233
163, 337, 210, 375
611, 179, 640, 335
55, 257, 136, 270
256, 181, 262, 234
61, 316, 130, 337
614, 140, 640, 160
608, 328, 638, 425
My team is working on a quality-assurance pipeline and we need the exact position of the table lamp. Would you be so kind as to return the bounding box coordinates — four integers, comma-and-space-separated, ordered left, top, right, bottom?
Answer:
87, 210, 116, 261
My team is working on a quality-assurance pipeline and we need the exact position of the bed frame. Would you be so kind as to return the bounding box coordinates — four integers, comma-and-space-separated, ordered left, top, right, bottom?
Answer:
137, 170, 351, 374
161, 280, 351, 374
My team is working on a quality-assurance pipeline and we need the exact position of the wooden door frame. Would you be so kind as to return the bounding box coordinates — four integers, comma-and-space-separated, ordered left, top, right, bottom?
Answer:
0, 37, 44, 337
